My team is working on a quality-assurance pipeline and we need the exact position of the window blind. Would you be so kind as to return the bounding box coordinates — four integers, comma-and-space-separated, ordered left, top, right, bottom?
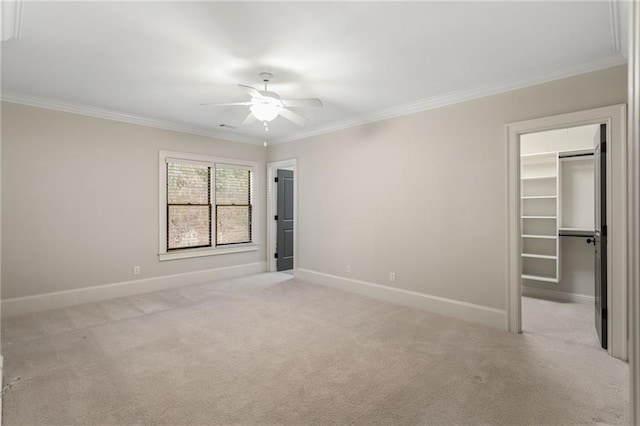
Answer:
215, 166, 252, 245
167, 163, 211, 250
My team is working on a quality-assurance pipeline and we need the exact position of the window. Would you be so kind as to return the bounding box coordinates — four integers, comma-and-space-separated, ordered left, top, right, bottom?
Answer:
167, 163, 211, 250
215, 166, 252, 245
159, 151, 257, 260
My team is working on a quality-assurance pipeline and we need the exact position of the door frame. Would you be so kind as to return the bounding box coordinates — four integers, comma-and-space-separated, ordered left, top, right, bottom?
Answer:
266, 159, 297, 273
628, 0, 640, 421
506, 104, 627, 360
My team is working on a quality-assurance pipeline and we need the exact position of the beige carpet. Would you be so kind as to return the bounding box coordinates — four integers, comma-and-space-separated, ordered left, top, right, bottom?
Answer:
1, 273, 629, 425
522, 295, 604, 349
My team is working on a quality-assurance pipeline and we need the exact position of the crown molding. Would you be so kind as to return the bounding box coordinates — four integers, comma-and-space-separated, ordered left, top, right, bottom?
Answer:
615, 0, 631, 60
1, 0, 23, 42
269, 54, 627, 145
0, 91, 263, 145
1, 53, 627, 147
610, 0, 621, 53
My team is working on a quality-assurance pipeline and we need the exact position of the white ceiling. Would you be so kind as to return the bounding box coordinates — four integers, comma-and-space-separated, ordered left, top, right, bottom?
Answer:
1, 1, 628, 145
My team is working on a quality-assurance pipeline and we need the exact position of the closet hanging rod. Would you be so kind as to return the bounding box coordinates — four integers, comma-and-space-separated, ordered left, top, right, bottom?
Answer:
558, 232, 595, 238
559, 152, 594, 159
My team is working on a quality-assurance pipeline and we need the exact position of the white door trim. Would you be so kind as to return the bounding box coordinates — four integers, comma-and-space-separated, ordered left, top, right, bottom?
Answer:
266, 159, 298, 272
627, 0, 640, 422
506, 104, 627, 360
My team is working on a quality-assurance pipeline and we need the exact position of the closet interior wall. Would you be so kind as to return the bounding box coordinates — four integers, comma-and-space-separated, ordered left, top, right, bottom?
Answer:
520, 125, 598, 298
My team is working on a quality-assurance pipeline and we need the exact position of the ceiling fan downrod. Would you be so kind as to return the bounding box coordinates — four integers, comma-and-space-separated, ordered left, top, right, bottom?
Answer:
259, 72, 273, 91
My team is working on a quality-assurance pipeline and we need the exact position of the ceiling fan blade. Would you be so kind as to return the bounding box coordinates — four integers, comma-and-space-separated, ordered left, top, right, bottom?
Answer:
279, 108, 309, 126
238, 84, 263, 99
280, 98, 323, 108
200, 101, 252, 106
241, 113, 257, 126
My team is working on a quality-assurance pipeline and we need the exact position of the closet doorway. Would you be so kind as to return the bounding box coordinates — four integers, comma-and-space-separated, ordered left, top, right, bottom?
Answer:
519, 124, 605, 348
267, 159, 297, 273
506, 104, 627, 360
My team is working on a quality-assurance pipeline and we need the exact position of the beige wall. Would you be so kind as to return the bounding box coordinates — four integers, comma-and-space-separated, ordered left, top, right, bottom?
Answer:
268, 65, 627, 311
1, 103, 267, 299
0, 65, 627, 310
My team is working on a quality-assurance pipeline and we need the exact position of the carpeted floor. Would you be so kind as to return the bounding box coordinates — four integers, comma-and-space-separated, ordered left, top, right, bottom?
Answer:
1, 273, 629, 425
522, 295, 603, 349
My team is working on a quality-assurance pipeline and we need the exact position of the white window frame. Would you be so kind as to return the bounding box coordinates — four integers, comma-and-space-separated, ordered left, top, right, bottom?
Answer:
158, 150, 258, 261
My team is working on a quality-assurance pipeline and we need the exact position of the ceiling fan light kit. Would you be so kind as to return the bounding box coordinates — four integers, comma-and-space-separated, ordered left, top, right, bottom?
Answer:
249, 98, 282, 122
202, 72, 323, 130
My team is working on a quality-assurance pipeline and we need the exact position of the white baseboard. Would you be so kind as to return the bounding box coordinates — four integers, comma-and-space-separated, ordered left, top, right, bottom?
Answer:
522, 286, 595, 304
1, 262, 266, 318
295, 269, 506, 329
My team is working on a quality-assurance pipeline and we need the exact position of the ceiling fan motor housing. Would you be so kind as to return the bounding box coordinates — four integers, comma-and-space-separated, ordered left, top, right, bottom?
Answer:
259, 72, 273, 82
259, 91, 281, 101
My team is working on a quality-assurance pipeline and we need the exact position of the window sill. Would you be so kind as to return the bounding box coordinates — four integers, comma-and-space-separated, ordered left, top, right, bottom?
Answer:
158, 244, 259, 261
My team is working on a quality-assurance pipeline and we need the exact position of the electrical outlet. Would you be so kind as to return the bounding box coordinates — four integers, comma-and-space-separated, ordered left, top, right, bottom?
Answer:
346, 265, 351, 273
133, 266, 141, 275
389, 272, 396, 282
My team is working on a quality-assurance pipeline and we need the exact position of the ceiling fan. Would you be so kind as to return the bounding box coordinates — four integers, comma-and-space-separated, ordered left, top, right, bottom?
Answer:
202, 72, 322, 130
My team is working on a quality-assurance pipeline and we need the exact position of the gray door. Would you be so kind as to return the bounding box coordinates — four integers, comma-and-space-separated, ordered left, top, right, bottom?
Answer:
594, 124, 607, 350
276, 169, 294, 271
